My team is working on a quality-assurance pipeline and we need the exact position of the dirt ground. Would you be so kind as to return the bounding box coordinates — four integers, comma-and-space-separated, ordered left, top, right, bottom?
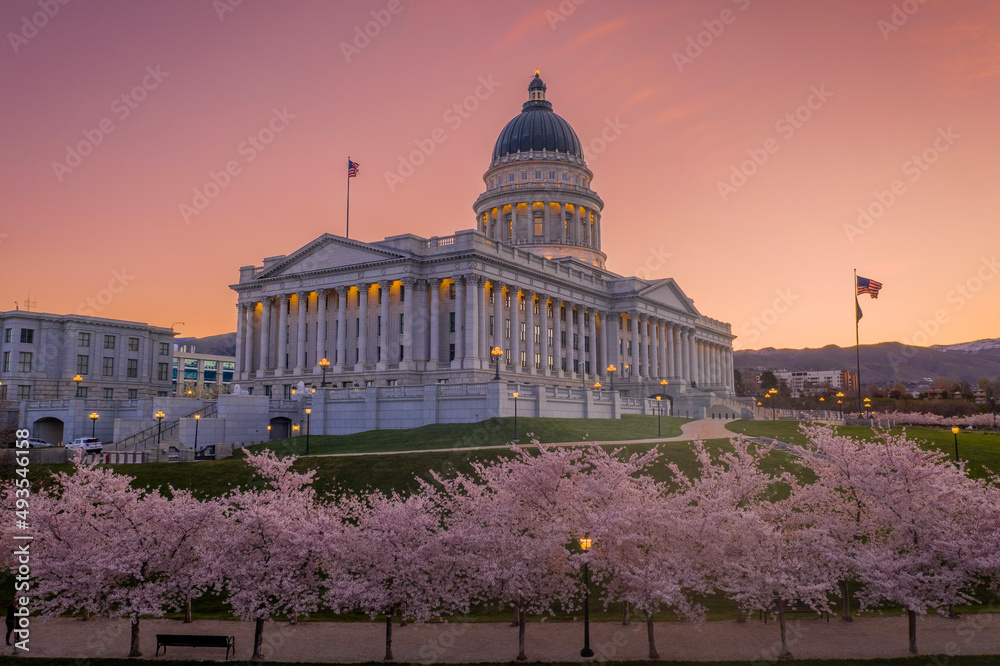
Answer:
10, 612, 1000, 662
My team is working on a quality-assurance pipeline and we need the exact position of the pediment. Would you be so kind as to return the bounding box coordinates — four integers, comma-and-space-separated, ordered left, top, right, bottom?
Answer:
255, 235, 407, 279
640, 279, 700, 315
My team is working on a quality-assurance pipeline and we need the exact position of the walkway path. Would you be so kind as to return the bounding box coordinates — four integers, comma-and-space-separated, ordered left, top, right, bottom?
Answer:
16, 613, 1000, 662
309, 419, 739, 459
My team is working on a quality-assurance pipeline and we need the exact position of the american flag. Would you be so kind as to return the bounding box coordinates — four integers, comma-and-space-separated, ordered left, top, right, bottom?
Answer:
857, 276, 883, 299
348, 159, 360, 178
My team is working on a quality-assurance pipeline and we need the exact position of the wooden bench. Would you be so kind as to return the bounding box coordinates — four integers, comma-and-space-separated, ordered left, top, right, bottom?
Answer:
155, 634, 235, 660
759, 600, 829, 624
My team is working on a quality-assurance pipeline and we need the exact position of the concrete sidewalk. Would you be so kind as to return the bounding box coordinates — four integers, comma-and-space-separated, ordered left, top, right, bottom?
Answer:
15, 613, 1000, 662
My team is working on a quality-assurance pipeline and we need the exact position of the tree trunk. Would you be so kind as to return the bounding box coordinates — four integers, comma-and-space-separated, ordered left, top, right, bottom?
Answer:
129, 617, 142, 658
290, 612, 298, 626
252, 617, 265, 661
645, 609, 659, 660
517, 606, 527, 661
908, 609, 918, 654
736, 608, 745, 624
947, 604, 958, 619
384, 613, 394, 661
623, 601, 630, 626
776, 598, 792, 660
184, 595, 193, 623
82, 608, 90, 621
840, 580, 852, 622
510, 606, 519, 627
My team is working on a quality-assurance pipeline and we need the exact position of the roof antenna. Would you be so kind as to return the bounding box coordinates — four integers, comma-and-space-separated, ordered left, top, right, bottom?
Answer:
23, 292, 36, 312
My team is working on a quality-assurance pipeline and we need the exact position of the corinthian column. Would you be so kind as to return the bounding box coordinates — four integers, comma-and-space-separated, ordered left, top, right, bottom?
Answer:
276, 295, 288, 376
335, 288, 347, 371
258, 298, 271, 377
429, 279, 440, 370
355, 284, 369, 372
378, 280, 391, 371
464, 274, 481, 370
524, 290, 535, 375
315, 289, 327, 372
401, 279, 416, 371
235, 303, 245, 379
295, 292, 307, 374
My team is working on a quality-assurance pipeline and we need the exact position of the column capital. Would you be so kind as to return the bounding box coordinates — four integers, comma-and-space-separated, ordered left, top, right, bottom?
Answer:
315, 288, 327, 297
401, 277, 417, 288
377, 279, 391, 290
278, 294, 289, 303
629, 309, 641, 319
462, 273, 481, 285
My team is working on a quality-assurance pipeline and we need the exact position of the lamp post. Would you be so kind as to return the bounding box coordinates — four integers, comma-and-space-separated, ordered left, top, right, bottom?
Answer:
305, 408, 311, 455
319, 357, 330, 387
607, 365, 616, 393
491, 346, 504, 381
512, 391, 519, 442
656, 396, 662, 436
73, 374, 83, 398
952, 426, 960, 462
757, 400, 762, 418
579, 537, 594, 658
864, 397, 871, 418
89, 412, 99, 438
593, 381, 601, 391
193, 414, 201, 457
836, 391, 845, 416
155, 411, 165, 444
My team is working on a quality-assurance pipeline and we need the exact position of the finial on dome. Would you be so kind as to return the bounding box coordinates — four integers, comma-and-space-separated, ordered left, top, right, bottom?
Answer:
527, 70, 547, 102
535, 69, 540, 76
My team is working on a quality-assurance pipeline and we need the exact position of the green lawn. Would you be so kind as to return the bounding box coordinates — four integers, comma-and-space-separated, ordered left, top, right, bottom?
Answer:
251, 414, 691, 457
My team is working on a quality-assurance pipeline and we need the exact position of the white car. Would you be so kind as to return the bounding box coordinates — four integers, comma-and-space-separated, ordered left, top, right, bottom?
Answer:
67, 437, 103, 453
25, 438, 54, 448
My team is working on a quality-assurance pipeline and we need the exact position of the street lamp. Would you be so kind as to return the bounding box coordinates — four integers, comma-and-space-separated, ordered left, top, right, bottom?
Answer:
155, 410, 165, 444
952, 426, 960, 462
89, 412, 99, 438
656, 396, 662, 436
490, 346, 504, 381
579, 537, 594, 659
319, 357, 330, 387
193, 414, 201, 456
73, 374, 83, 398
512, 391, 519, 442
766, 388, 777, 420
305, 408, 311, 455
607, 365, 616, 392
593, 381, 601, 391
864, 397, 872, 418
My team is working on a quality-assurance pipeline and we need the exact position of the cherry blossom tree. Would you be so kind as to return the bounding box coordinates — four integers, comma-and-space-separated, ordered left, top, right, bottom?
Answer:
676, 439, 839, 660
212, 451, 328, 661
30, 457, 212, 657
322, 488, 462, 662
793, 427, 1000, 653
429, 443, 586, 662
575, 445, 712, 660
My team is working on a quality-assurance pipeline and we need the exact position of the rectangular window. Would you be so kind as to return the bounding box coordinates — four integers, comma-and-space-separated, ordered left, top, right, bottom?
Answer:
20, 329, 34, 344
534, 353, 541, 369
549, 171, 556, 179
159, 342, 169, 355
547, 328, 554, 346
627, 319, 632, 332
284, 385, 292, 399
504, 292, 511, 308
574, 359, 580, 373
488, 287, 495, 304
377, 287, 383, 304
534, 170, 542, 179
377, 316, 382, 336
573, 333, 579, 351
128, 389, 138, 399
18, 352, 32, 373
533, 300, 540, 315
17, 385, 30, 400
399, 313, 405, 334
449, 283, 456, 300
585, 312, 590, 326
560, 306, 566, 321
264, 385, 272, 397
399, 345, 403, 361
519, 322, 526, 342
79, 332, 91, 347
102, 357, 114, 376
158, 363, 169, 381
519, 296, 525, 312
505, 319, 511, 339
127, 358, 138, 378
104, 387, 114, 400
548, 354, 554, 370
533, 325, 540, 343
562, 173, 568, 181
1, 351, 8, 372
104, 335, 115, 349
449, 312, 456, 333
534, 221, 543, 236
489, 315, 495, 336
3, 328, 10, 343
128, 337, 139, 352
508, 174, 515, 183
561, 331, 567, 348
77, 355, 89, 375
505, 348, 511, 365
572, 309, 578, 324
520, 350, 527, 367
561, 358, 567, 372
627, 341, 632, 355
449, 343, 456, 361
521, 171, 528, 180
584, 336, 590, 353
76, 385, 87, 399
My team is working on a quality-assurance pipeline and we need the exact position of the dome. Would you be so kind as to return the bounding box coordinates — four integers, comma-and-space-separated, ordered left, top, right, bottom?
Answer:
491, 73, 584, 163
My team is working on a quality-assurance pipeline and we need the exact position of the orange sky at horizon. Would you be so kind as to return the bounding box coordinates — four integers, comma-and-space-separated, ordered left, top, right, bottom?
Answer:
3, 0, 999, 351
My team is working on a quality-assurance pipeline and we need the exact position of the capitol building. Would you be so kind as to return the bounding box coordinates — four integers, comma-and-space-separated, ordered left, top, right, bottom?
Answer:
231, 73, 736, 413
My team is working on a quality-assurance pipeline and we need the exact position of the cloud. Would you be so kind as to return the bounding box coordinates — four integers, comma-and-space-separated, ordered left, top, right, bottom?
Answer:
567, 17, 629, 49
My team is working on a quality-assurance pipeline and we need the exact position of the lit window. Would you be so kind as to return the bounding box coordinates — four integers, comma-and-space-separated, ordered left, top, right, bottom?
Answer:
534, 221, 543, 236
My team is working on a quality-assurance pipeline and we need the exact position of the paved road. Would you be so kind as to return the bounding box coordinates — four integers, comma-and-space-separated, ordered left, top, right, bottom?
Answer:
16, 613, 1000, 662
308, 418, 739, 458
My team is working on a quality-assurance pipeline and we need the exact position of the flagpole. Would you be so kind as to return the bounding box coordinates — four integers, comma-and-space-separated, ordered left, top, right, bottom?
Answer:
346, 156, 351, 239
855, 268, 862, 417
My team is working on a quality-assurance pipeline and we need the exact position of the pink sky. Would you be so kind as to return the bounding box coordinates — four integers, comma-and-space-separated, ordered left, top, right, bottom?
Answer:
3, 0, 999, 350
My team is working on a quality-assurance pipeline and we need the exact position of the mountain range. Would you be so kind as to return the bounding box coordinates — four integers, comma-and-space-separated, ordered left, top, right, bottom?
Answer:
176, 333, 1000, 385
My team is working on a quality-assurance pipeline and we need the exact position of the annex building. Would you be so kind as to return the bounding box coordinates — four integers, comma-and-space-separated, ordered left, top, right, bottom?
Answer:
231, 73, 736, 412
